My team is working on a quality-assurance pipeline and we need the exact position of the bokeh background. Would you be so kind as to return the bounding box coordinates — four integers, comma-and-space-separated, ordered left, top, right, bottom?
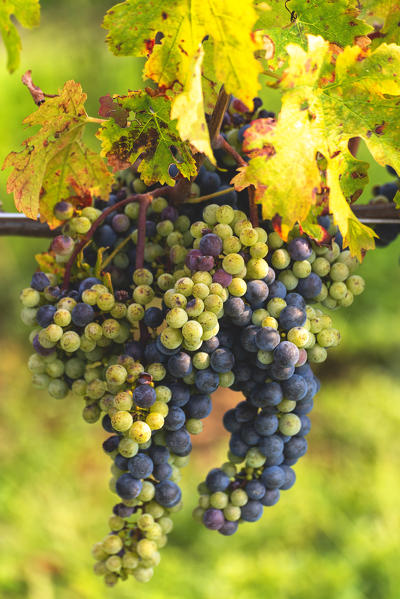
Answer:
0, 2, 400, 598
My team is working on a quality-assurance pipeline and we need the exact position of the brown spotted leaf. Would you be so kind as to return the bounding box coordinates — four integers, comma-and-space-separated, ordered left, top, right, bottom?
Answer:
96, 90, 197, 186
99, 95, 129, 127
2, 80, 112, 226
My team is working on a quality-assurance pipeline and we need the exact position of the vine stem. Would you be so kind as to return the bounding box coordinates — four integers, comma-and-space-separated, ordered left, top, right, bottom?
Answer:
61, 187, 168, 290
86, 116, 108, 125
185, 186, 235, 204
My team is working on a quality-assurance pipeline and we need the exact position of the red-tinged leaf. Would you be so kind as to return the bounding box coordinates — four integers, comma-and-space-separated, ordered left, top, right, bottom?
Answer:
97, 90, 197, 186
99, 95, 128, 127
35, 251, 65, 277
2, 80, 113, 227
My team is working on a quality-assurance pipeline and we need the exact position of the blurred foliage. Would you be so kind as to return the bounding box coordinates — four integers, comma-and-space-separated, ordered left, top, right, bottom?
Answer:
0, 2, 399, 598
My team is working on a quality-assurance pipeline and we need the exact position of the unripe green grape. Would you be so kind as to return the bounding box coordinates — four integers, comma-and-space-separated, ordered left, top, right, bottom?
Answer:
79, 335, 96, 352
338, 289, 354, 307
228, 277, 247, 297
310, 317, 324, 334
146, 523, 163, 540
160, 327, 183, 349
208, 283, 224, 297
103, 535, 123, 555
213, 223, 232, 240
174, 455, 190, 468
192, 283, 209, 300
124, 202, 140, 219
28, 353, 46, 374
181, 320, 203, 343
96, 335, 112, 348
155, 385, 171, 403
233, 219, 251, 236
267, 297, 287, 318
210, 491, 229, 509
71, 379, 87, 396
127, 303, 145, 323
81, 206, 101, 222
271, 249, 290, 270
57, 297, 77, 312
146, 412, 164, 430
122, 551, 140, 570
330, 262, 349, 282
174, 277, 194, 297
222, 462, 237, 477
92, 284, 108, 295
81, 289, 98, 305
138, 481, 155, 502
96, 292, 115, 311
71, 216, 91, 234
329, 281, 347, 300
230, 489, 248, 507
279, 413, 301, 436
240, 227, 258, 246
222, 253, 245, 275
45, 359, 65, 378
43, 324, 63, 344
223, 235, 242, 254
312, 257, 330, 277
32, 373, 51, 389
325, 242, 341, 262
175, 214, 191, 232
224, 505, 241, 521
202, 203, 218, 225
307, 344, 328, 363
262, 316, 278, 329
267, 231, 283, 250
138, 513, 155, 531
166, 307, 188, 328
173, 269, 187, 283
186, 418, 203, 435
192, 238, 201, 249
115, 322, 130, 345
60, 330, 80, 352
336, 250, 359, 273
250, 242, 268, 259
183, 371, 196, 384
287, 326, 309, 348
197, 311, 217, 331
158, 273, 174, 290
137, 539, 157, 560
251, 309, 268, 326
192, 507, 205, 522
278, 399, 296, 413
110, 302, 126, 319
147, 363, 166, 382
204, 294, 223, 314
317, 328, 340, 347
87, 378, 107, 400
133, 268, 153, 286
20, 307, 37, 326
192, 271, 212, 285
346, 275, 365, 295
144, 242, 163, 262
257, 350, 274, 365
192, 352, 210, 370
164, 290, 187, 308
52, 308, 71, 328
83, 403, 101, 423
215, 204, 235, 224
247, 257, 268, 279
106, 364, 127, 385
129, 420, 151, 443
190, 221, 207, 238
182, 338, 203, 351
292, 260, 311, 279
111, 410, 133, 432
48, 378, 69, 399
246, 447, 266, 468
84, 366, 102, 384
92, 541, 108, 561
105, 554, 122, 574
278, 270, 298, 290
133, 566, 154, 583
101, 319, 120, 339
117, 438, 138, 459
83, 322, 102, 343
20, 287, 40, 307
303, 331, 316, 348
167, 231, 183, 248
152, 195, 169, 213
133, 285, 154, 305
219, 371, 235, 387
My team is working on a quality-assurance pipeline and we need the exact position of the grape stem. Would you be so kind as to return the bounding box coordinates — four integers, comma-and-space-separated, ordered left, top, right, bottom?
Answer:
186, 186, 235, 204
214, 135, 259, 227
61, 187, 168, 290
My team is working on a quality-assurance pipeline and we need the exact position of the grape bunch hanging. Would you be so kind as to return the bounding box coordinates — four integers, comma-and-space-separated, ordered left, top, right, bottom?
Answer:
19, 99, 365, 586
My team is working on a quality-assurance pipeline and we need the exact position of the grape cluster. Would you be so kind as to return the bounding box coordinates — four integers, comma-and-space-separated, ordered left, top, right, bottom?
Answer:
19, 97, 368, 584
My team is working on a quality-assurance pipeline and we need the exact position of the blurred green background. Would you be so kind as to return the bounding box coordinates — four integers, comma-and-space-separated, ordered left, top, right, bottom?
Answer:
0, 2, 400, 598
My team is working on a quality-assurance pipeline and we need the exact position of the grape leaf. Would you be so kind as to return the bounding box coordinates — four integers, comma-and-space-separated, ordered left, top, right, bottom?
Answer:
170, 45, 214, 162
96, 91, 197, 186
233, 36, 400, 260
2, 80, 112, 226
103, 0, 262, 107
0, 0, 40, 72
255, 0, 372, 73
359, 1, 400, 46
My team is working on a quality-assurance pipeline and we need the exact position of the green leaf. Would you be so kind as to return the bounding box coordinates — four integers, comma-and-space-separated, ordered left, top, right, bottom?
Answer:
103, 0, 262, 107
96, 90, 197, 186
359, 1, 400, 46
2, 80, 112, 226
233, 36, 400, 260
0, 0, 40, 72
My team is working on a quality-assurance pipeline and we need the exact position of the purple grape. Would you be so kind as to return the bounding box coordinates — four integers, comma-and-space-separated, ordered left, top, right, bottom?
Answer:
71, 303, 95, 327
161, 206, 178, 222
185, 249, 202, 270
32, 334, 56, 356
112, 213, 130, 233
202, 508, 225, 530
195, 255, 215, 271
31, 272, 50, 291
199, 233, 222, 257
51, 235, 74, 256
288, 237, 312, 261
212, 269, 233, 286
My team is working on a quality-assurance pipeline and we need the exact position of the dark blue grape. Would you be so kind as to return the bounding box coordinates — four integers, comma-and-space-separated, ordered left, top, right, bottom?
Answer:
206, 468, 230, 492
285, 292, 306, 309
114, 453, 129, 471
153, 462, 173, 481
116, 473, 142, 500
218, 520, 239, 535
240, 326, 259, 352
31, 272, 50, 291
281, 374, 307, 401
241, 500, 263, 522
113, 503, 135, 518
168, 352, 192, 378
223, 409, 241, 433
165, 427, 191, 455
125, 340, 144, 361
229, 433, 249, 458
235, 401, 257, 422
297, 415, 311, 436
245, 480, 266, 500
258, 435, 284, 459
279, 306, 306, 331
240, 422, 261, 446
102, 435, 120, 453
261, 489, 280, 506
133, 384, 156, 408
254, 412, 279, 436
274, 341, 299, 367
185, 394, 212, 419
268, 280, 287, 299
201, 172, 221, 195
94, 225, 117, 248
210, 348, 234, 373
231, 305, 252, 327
102, 414, 115, 433
203, 508, 225, 530
295, 398, 314, 415
255, 327, 280, 351
164, 406, 186, 431
143, 307, 164, 328
264, 268, 276, 285
217, 329, 235, 348
148, 445, 170, 465
169, 382, 191, 407
317, 214, 331, 230
284, 436, 308, 460
168, 163, 179, 178
251, 381, 283, 407
195, 369, 219, 393
224, 297, 245, 318
238, 124, 251, 143
155, 480, 182, 507
36, 305, 57, 328
261, 466, 285, 489
280, 465, 296, 490
199, 233, 223, 257
245, 280, 269, 305
161, 205, 178, 222
145, 220, 157, 238
296, 273, 322, 299
270, 363, 295, 381
128, 453, 154, 478
71, 303, 95, 327
201, 336, 220, 353
379, 181, 398, 200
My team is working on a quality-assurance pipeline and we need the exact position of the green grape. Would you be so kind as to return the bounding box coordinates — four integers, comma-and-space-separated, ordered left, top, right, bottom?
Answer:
133, 567, 154, 583
71, 379, 87, 396
111, 410, 133, 432
246, 258, 268, 279
202, 203, 219, 225
138, 513, 155, 531
338, 289, 354, 307
127, 303, 145, 323
219, 371, 235, 387
53, 308, 72, 327
213, 223, 233, 239
119, 438, 138, 458
133, 268, 153, 286
124, 202, 140, 219
152, 196, 168, 213
181, 320, 202, 343
28, 353, 46, 374
57, 297, 77, 312
224, 505, 241, 521
110, 302, 127, 319
346, 275, 365, 295
182, 338, 203, 351
138, 481, 155, 502
155, 385, 172, 403
278, 399, 296, 413
46, 359, 65, 378
314, 283, 328, 302
166, 307, 188, 328
210, 492, 229, 509
222, 253, 245, 275
204, 294, 223, 314
186, 418, 203, 434
129, 420, 152, 443
71, 216, 91, 234
106, 554, 123, 574
268, 231, 284, 249
223, 236, 242, 254
292, 260, 312, 278
279, 413, 301, 435
60, 331, 80, 352
262, 316, 278, 329
228, 277, 247, 297
20, 307, 37, 326
325, 242, 341, 262
271, 248, 290, 270
307, 344, 328, 363
278, 270, 298, 290
48, 378, 69, 399
81, 289, 98, 305
122, 552, 140, 570
104, 572, 119, 587
197, 311, 217, 331
257, 350, 274, 364
192, 271, 212, 285
287, 326, 309, 348
317, 328, 340, 347
250, 242, 268, 258
103, 535, 123, 555
192, 283, 209, 300
312, 257, 330, 277
251, 308, 268, 326
329, 281, 347, 300
230, 489, 248, 507
216, 205, 234, 224
82, 403, 101, 423
167, 231, 183, 248
164, 290, 187, 309
81, 206, 101, 222
330, 262, 349, 282
96, 292, 115, 311
137, 539, 157, 560
336, 250, 359, 273
133, 285, 155, 305
102, 319, 121, 339
174, 277, 194, 297
158, 273, 174, 291
20, 287, 40, 307
221, 462, 237, 478
32, 373, 51, 389
208, 283, 225, 298
233, 219, 251, 236
87, 379, 107, 399
160, 327, 183, 349
147, 363, 166, 382
174, 214, 191, 232
192, 351, 210, 370
106, 365, 127, 385
267, 297, 287, 318
240, 227, 258, 246
192, 507, 205, 522
190, 221, 207, 238
246, 447, 266, 468
79, 335, 96, 352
